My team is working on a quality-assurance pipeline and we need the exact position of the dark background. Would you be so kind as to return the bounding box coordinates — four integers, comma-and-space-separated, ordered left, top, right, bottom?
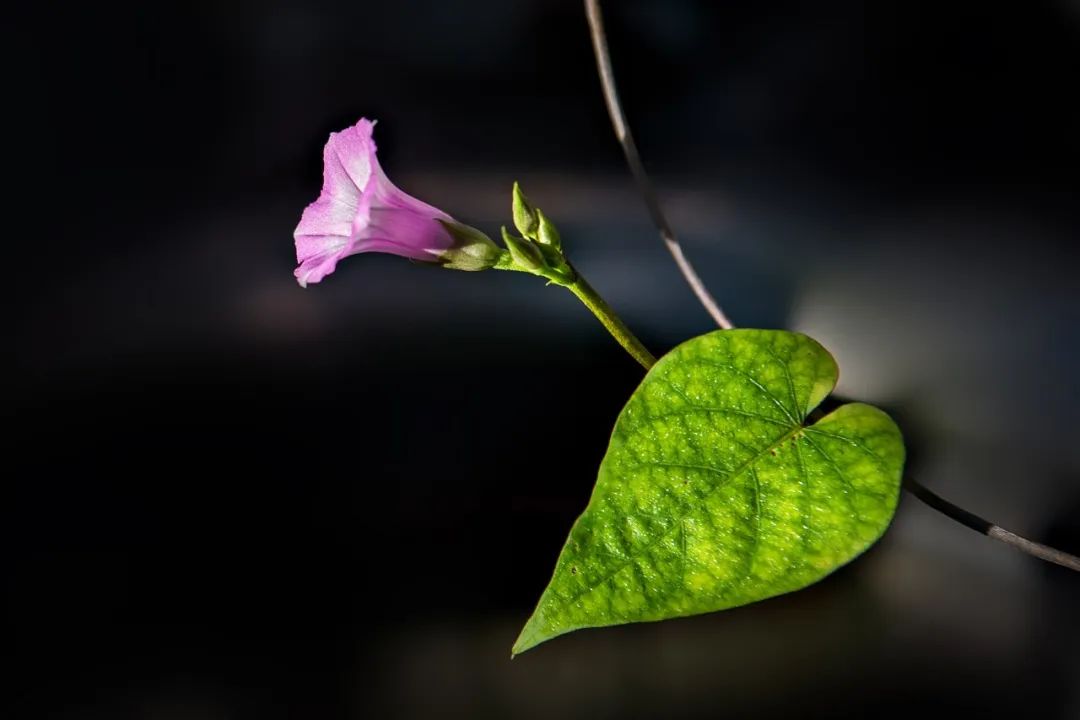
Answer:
9, 1, 1080, 718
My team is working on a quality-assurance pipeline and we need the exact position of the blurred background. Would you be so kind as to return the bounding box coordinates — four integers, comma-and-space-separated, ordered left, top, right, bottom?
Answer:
8, 0, 1079, 718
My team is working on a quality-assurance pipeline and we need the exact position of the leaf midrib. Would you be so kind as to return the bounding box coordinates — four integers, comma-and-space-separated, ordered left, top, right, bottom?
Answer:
548, 420, 807, 622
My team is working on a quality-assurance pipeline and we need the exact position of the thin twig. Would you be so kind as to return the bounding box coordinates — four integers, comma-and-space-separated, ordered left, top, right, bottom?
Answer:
584, 0, 734, 330
904, 477, 1079, 571
583, 0, 1078, 573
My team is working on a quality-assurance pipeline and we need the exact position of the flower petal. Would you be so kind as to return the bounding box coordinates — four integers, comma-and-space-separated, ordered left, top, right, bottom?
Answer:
295, 193, 355, 245
294, 193, 365, 287
364, 158, 451, 220
293, 240, 355, 288
320, 118, 377, 207
354, 206, 455, 261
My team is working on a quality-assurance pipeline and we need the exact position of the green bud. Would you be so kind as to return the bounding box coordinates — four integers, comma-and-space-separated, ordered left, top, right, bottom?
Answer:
535, 209, 562, 251
512, 182, 540, 240
436, 220, 504, 271
501, 226, 545, 272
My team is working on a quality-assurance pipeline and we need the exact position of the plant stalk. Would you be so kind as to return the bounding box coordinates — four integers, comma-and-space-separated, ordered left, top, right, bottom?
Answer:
566, 269, 657, 370
584, 0, 734, 330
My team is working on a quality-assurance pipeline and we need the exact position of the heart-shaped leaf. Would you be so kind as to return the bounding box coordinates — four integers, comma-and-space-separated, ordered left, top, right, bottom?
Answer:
513, 329, 904, 655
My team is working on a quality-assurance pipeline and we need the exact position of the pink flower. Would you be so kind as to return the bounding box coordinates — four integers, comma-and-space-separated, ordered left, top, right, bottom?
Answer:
293, 118, 498, 287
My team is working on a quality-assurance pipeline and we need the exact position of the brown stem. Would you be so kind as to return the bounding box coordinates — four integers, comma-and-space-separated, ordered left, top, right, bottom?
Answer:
584, 0, 734, 330
904, 477, 1079, 571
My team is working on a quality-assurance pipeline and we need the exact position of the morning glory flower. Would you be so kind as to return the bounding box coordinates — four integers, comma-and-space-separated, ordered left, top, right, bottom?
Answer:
293, 118, 499, 287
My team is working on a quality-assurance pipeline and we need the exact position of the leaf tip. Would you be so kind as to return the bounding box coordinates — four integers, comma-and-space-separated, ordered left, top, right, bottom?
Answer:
510, 616, 544, 657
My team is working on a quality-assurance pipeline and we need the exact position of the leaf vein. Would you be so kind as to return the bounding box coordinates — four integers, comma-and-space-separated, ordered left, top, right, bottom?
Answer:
679, 359, 798, 424
554, 426, 801, 614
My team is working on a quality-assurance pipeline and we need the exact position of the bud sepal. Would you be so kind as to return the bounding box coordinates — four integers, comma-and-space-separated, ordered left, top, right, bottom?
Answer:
434, 220, 505, 271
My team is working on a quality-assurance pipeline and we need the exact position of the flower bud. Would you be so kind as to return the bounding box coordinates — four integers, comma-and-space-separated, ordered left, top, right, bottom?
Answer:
535, 209, 562, 251
501, 226, 544, 272
512, 182, 540, 240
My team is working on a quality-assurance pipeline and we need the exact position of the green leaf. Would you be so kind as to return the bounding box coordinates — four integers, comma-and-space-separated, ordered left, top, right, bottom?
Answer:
513, 329, 904, 655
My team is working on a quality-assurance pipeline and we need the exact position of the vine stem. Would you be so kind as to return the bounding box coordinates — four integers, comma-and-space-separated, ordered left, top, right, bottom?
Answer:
903, 478, 1080, 571
582, 0, 1079, 573
567, 268, 657, 370
584, 0, 733, 330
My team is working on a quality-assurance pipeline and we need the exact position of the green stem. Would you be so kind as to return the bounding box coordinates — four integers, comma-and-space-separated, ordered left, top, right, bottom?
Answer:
494, 250, 656, 369
566, 268, 657, 370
